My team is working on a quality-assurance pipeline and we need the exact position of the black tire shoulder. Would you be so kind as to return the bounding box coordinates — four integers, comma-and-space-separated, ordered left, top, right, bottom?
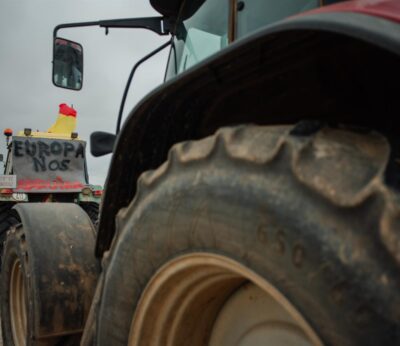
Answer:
97, 125, 400, 346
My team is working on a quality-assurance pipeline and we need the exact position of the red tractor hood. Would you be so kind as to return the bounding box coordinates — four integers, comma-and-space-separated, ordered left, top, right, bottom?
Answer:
303, 0, 400, 23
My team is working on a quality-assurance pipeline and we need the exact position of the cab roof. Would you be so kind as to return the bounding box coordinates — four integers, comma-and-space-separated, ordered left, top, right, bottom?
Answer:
16, 131, 81, 140
150, 0, 206, 19
149, 0, 182, 17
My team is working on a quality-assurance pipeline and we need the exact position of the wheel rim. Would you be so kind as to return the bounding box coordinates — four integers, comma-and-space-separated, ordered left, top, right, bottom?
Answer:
10, 258, 27, 346
128, 253, 323, 346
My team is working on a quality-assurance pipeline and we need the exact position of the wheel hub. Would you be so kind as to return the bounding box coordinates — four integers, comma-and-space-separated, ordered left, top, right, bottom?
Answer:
10, 258, 27, 346
128, 253, 323, 346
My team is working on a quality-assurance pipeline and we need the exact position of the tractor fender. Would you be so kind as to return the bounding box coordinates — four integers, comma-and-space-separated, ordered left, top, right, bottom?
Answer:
96, 10, 400, 257
13, 203, 99, 338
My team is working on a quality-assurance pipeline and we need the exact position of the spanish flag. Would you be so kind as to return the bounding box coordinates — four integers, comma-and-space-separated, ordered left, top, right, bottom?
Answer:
48, 103, 77, 134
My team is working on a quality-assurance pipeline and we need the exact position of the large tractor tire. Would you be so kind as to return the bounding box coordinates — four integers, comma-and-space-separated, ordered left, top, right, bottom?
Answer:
0, 204, 99, 346
0, 203, 17, 245
0, 203, 19, 270
1, 224, 41, 346
80, 202, 100, 228
97, 125, 400, 346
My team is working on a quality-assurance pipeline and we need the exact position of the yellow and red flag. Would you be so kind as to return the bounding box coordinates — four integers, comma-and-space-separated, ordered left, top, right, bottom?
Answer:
48, 103, 77, 134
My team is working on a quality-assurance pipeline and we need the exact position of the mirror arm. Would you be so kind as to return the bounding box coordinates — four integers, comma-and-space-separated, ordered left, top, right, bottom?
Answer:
116, 38, 172, 135
53, 17, 169, 39
99, 17, 170, 35
54, 21, 100, 40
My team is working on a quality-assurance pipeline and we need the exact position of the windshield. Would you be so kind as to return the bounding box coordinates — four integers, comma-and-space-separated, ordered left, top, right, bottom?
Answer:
165, 0, 322, 80
165, 0, 229, 80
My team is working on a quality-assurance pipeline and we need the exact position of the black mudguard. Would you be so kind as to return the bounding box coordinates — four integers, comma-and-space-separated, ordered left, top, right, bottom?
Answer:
13, 203, 99, 338
96, 10, 400, 257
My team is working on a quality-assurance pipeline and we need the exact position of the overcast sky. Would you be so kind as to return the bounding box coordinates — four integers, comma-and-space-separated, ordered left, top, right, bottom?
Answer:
0, 0, 169, 185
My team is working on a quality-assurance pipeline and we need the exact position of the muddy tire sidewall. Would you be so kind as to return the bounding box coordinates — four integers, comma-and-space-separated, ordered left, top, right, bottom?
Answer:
97, 126, 400, 346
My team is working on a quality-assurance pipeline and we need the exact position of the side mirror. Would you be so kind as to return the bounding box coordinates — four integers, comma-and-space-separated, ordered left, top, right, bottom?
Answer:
90, 132, 116, 157
0, 154, 3, 162
53, 37, 83, 90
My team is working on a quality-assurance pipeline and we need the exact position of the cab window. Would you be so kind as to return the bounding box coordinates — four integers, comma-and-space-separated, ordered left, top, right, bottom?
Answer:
165, 0, 323, 80
236, 0, 320, 39
165, 0, 229, 80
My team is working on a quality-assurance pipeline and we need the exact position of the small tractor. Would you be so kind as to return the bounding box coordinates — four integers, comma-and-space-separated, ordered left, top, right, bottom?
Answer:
2, 1, 400, 345
0, 116, 102, 249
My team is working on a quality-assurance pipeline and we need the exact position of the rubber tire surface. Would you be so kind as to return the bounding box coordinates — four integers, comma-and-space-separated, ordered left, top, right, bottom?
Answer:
0, 203, 19, 270
80, 202, 100, 228
0, 225, 58, 345
0, 203, 18, 254
97, 125, 400, 346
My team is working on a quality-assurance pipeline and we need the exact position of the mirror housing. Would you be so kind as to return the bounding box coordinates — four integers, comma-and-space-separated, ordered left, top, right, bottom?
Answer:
90, 132, 116, 157
52, 17, 170, 91
53, 38, 83, 90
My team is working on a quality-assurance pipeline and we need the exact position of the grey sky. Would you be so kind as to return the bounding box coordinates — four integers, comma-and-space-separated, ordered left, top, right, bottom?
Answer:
0, 0, 169, 185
